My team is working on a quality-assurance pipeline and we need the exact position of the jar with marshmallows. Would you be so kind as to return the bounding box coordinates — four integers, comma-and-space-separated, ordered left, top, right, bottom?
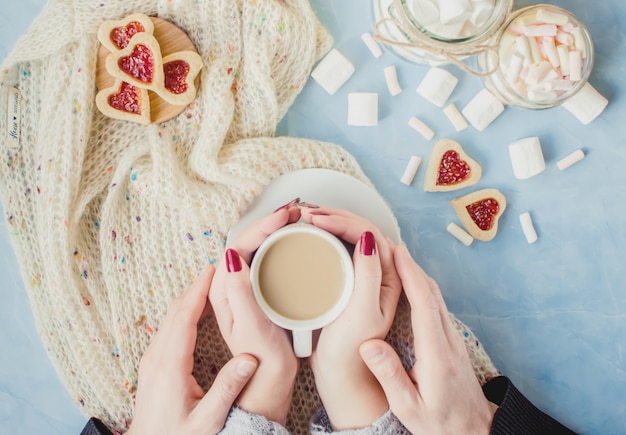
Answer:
373, 0, 514, 71
477, 4, 594, 109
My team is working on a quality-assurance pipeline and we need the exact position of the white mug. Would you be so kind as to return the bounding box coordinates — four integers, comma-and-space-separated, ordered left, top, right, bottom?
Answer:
249, 223, 354, 358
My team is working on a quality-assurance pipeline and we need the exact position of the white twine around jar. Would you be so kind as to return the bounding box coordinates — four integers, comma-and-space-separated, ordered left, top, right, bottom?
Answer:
373, 0, 504, 77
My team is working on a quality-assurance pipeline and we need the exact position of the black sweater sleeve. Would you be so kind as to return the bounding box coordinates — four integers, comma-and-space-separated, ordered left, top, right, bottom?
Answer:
80, 418, 114, 435
483, 376, 577, 435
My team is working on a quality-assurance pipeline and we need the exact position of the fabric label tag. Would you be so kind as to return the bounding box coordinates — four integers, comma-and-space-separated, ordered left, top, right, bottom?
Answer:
7, 86, 21, 149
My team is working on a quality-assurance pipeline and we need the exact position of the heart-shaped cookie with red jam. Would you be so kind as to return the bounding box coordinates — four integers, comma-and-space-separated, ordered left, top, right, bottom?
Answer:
155, 51, 203, 106
96, 79, 151, 124
424, 138, 482, 192
97, 13, 154, 53
450, 188, 507, 241
106, 32, 164, 89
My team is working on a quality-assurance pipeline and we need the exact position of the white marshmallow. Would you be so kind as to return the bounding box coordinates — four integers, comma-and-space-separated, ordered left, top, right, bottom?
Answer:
443, 103, 468, 131
347, 93, 378, 126
535, 8, 570, 26
447, 222, 474, 246
527, 36, 542, 65
525, 61, 554, 86
461, 88, 505, 132
557, 149, 585, 171
514, 36, 531, 63
569, 50, 582, 81
428, 20, 467, 39
542, 37, 560, 68
508, 136, 546, 180
400, 155, 423, 186
384, 65, 403, 96
527, 89, 558, 102
523, 24, 557, 37
409, 0, 440, 26
361, 33, 383, 58
562, 83, 608, 125
557, 45, 570, 76
519, 212, 538, 244
416, 67, 459, 107
470, 1, 494, 28
408, 116, 435, 140
311, 49, 355, 95
438, 0, 472, 25
571, 27, 587, 58
545, 79, 573, 92
506, 53, 524, 84
556, 31, 574, 46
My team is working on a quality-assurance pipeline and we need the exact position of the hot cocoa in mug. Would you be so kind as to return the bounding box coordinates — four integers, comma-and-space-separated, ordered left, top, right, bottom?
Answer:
250, 223, 354, 357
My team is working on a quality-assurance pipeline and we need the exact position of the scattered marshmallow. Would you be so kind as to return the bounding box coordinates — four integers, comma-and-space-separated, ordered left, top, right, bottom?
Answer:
416, 67, 459, 107
311, 49, 355, 95
443, 103, 468, 131
557, 149, 585, 171
408, 116, 435, 140
562, 82, 608, 125
400, 155, 423, 186
347, 93, 378, 126
447, 222, 474, 247
361, 32, 383, 58
519, 212, 538, 244
461, 88, 504, 132
384, 65, 403, 96
508, 137, 546, 180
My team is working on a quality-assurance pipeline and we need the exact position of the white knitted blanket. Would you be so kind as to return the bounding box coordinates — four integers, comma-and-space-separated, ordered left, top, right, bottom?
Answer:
0, 0, 498, 433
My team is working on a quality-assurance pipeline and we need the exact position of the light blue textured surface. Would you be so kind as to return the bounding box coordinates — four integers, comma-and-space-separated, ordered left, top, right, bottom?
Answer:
1, 1, 625, 434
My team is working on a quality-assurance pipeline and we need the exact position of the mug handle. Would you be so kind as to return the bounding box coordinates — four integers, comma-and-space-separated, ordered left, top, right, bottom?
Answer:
292, 329, 312, 358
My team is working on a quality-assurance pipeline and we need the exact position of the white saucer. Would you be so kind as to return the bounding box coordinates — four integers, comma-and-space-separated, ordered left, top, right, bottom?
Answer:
227, 169, 401, 244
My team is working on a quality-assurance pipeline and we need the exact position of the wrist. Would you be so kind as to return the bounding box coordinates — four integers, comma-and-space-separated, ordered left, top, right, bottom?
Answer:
314, 359, 388, 430
236, 358, 297, 425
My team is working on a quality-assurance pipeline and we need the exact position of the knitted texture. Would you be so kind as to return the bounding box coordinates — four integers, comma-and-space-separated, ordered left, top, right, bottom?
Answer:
0, 0, 499, 433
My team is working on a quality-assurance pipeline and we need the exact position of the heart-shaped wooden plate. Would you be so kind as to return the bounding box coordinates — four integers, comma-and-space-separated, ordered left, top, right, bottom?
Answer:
96, 17, 200, 124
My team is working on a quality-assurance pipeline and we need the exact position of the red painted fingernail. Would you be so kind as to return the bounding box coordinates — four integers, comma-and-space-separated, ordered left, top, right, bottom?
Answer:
360, 231, 376, 256
225, 249, 242, 273
309, 211, 330, 216
273, 197, 300, 213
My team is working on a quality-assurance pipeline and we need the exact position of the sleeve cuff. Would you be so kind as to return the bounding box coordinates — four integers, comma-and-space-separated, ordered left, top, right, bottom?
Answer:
80, 418, 114, 435
483, 376, 576, 434
219, 406, 290, 434
310, 407, 410, 435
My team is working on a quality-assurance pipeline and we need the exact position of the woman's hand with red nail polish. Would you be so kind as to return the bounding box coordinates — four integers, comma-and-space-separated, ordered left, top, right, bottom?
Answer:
126, 266, 259, 435
209, 216, 299, 426
306, 212, 403, 431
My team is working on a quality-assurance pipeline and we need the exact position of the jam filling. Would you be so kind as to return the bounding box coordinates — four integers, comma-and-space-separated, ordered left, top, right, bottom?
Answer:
110, 22, 146, 50
466, 198, 500, 231
164, 60, 190, 94
108, 82, 141, 114
118, 43, 155, 84
437, 150, 471, 185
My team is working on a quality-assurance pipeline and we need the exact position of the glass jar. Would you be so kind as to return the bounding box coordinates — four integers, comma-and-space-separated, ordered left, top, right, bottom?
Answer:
373, 0, 513, 68
478, 4, 594, 109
